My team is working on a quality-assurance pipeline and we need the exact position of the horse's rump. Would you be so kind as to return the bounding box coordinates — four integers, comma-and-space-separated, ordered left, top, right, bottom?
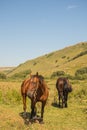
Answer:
56, 77, 72, 92
56, 77, 72, 108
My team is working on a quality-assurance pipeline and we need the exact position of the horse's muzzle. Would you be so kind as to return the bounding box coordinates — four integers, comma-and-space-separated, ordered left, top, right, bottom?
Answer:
27, 90, 35, 98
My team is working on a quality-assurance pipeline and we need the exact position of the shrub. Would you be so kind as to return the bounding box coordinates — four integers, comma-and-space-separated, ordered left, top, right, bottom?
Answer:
33, 62, 37, 65
62, 56, 66, 59
75, 67, 87, 75
64, 74, 75, 80
51, 71, 65, 78
0, 73, 6, 79
55, 60, 58, 63
75, 67, 87, 80
51, 71, 75, 80
68, 50, 87, 62
3, 89, 21, 105
11, 69, 32, 79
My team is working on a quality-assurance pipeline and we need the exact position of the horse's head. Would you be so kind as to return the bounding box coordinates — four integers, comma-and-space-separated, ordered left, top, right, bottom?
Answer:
27, 73, 43, 99
27, 76, 38, 99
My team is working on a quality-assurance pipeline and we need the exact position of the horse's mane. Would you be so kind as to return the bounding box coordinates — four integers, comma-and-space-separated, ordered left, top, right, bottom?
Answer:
31, 72, 44, 83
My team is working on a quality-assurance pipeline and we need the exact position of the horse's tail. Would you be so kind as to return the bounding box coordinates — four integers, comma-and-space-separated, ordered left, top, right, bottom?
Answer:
68, 85, 72, 92
56, 80, 58, 90
64, 84, 72, 92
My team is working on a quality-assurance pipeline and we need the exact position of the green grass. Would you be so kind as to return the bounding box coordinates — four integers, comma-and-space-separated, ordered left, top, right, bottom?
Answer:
0, 79, 87, 130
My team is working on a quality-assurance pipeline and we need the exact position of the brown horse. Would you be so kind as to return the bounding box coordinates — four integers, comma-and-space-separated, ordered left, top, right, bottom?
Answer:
56, 77, 72, 108
21, 72, 49, 122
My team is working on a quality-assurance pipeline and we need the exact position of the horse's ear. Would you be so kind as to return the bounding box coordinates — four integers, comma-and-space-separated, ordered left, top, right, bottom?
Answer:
36, 72, 38, 76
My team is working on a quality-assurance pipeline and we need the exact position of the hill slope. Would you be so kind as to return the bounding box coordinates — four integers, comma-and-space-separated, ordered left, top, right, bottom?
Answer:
7, 42, 87, 77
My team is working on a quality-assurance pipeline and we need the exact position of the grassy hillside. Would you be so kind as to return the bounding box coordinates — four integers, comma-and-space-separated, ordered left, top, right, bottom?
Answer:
7, 42, 87, 78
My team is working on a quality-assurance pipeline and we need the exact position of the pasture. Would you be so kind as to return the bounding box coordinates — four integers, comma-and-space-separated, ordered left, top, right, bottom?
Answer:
0, 79, 87, 130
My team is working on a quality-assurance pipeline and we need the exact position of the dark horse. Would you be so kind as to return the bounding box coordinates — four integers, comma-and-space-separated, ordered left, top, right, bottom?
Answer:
21, 72, 49, 123
56, 77, 72, 108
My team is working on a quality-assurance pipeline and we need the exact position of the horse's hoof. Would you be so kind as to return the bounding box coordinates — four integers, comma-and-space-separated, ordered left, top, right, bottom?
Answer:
35, 119, 39, 123
32, 116, 37, 120
39, 118, 44, 124
23, 112, 27, 118
39, 120, 44, 124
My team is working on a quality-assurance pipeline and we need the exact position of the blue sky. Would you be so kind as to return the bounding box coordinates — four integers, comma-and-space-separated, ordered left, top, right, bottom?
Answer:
0, 0, 87, 67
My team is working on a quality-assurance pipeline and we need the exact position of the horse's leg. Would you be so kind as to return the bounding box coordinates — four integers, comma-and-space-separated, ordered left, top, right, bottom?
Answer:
22, 94, 27, 116
30, 100, 36, 119
58, 95, 61, 107
34, 106, 37, 117
40, 101, 46, 123
62, 98, 64, 108
62, 94, 64, 108
65, 93, 68, 108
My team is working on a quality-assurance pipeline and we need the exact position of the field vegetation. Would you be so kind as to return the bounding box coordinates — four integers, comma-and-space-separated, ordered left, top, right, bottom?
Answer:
0, 79, 87, 130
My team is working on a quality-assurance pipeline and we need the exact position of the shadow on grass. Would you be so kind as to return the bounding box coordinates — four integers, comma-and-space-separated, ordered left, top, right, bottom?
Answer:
19, 112, 44, 125
51, 102, 63, 109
